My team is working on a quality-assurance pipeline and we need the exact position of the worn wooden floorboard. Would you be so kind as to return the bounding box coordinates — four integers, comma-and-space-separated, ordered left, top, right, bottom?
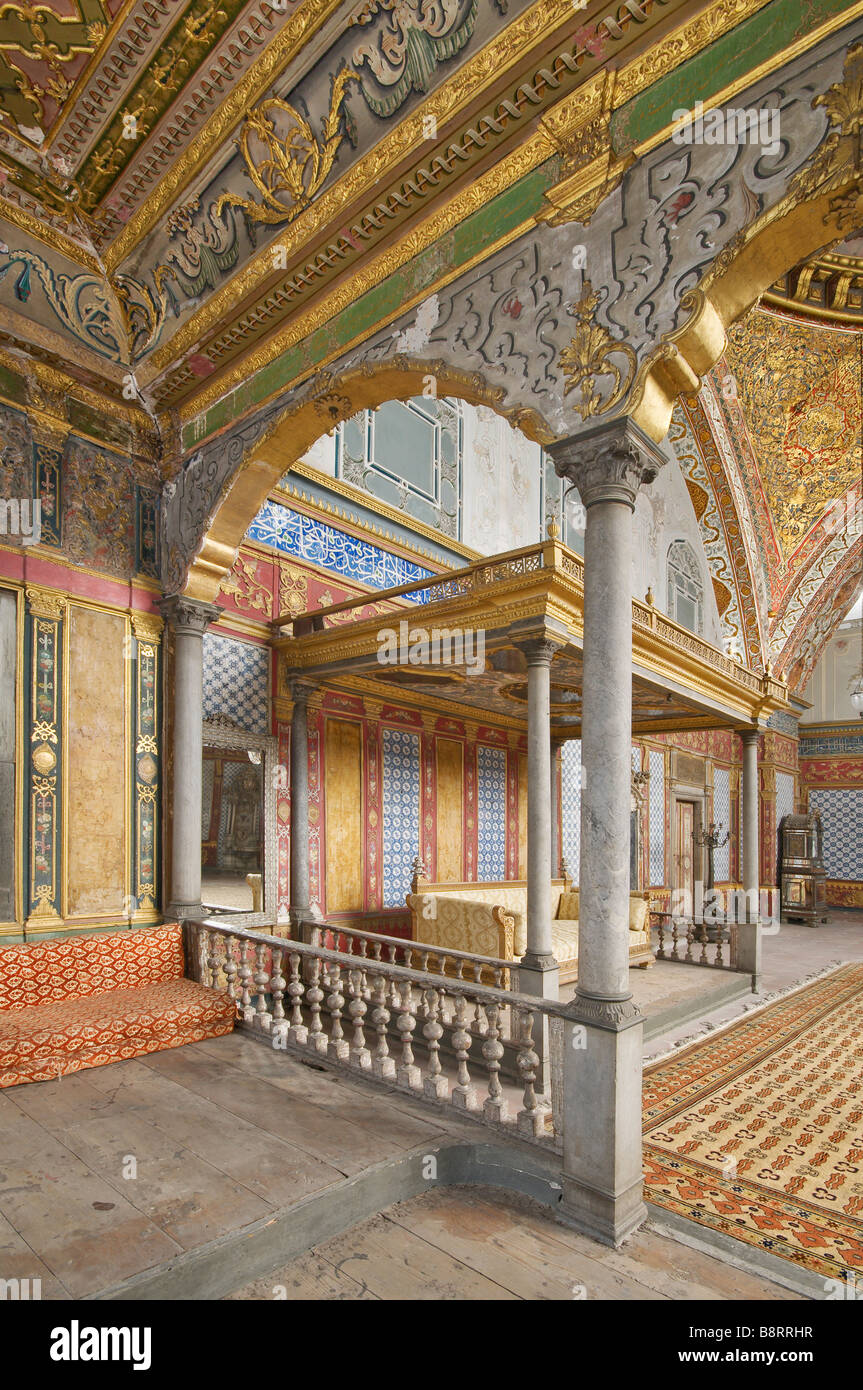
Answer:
225, 1186, 805, 1302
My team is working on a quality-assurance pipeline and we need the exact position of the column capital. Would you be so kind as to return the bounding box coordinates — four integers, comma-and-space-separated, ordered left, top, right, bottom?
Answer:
288, 677, 317, 706
517, 635, 565, 667
158, 595, 221, 635
130, 611, 164, 643
739, 728, 761, 746
548, 416, 666, 510
30, 416, 70, 451
26, 585, 67, 621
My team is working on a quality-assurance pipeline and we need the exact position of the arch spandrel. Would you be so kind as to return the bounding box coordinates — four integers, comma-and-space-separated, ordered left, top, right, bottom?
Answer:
165, 29, 863, 601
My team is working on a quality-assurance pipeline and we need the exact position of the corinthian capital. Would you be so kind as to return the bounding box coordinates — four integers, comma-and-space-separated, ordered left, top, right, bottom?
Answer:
548, 416, 667, 510
158, 595, 221, 636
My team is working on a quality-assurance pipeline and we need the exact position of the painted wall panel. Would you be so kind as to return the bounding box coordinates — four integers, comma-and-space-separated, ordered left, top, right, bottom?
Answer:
518, 753, 528, 880
66, 605, 127, 918
0, 590, 15, 921
324, 718, 364, 913
436, 738, 463, 882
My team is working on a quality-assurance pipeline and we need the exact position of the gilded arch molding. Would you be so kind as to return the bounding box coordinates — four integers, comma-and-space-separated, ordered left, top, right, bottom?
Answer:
165, 29, 863, 602
163, 359, 551, 602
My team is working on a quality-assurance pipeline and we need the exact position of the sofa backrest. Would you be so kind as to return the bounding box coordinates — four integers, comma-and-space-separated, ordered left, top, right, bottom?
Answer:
408, 880, 568, 959
0, 923, 184, 1013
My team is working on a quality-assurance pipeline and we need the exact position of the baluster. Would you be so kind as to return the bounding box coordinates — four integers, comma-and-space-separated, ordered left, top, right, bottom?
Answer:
370, 973, 396, 1079
286, 952, 307, 1044
387, 961, 401, 1012
238, 941, 254, 1021
482, 1003, 508, 1123
270, 948, 287, 1044
306, 957, 327, 1053
326, 965, 349, 1061
698, 918, 709, 965
396, 979, 421, 1089
714, 920, 725, 968
348, 968, 372, 1069
455, 958, 465, 980
656, 913, 666, 961
223, 936, 238, 1007
254, 942, 271, 1032
205, 929, 220, 989
516, 1007, 544, 1137
450, 994, 478, 1111
683, 917, 694, 963
422, 987, 448, 1099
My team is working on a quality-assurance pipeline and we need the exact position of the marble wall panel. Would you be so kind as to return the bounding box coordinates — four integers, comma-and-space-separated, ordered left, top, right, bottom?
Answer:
66, 605, 127, 917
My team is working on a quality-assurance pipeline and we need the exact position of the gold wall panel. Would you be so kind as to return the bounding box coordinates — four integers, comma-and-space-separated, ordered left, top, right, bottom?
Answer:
66, 606, 127, 918
518, 753, 528, 880
325, 717, 364, 913
436, 738, 464, 883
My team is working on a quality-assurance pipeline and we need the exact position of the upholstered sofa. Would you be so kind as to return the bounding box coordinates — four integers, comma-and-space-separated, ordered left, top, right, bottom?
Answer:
406, 877, 654, 984
0, 923, 235, 1088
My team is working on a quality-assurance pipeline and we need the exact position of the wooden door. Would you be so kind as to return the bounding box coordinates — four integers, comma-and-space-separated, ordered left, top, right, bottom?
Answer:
675, 800, 695, 916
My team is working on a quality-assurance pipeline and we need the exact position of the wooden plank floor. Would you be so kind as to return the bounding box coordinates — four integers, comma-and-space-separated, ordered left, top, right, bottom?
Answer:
0, 1034, 451, 1298
225, 1185, 804, 1302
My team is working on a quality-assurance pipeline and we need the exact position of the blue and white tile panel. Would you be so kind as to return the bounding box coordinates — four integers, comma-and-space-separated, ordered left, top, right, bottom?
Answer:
203, 634, 270, 735
649, 749, 665, 886
808, 788, 863, 881
248, 499, 433, 599
713, 767, 730, 881
476, 744, 506, 881
561, 739, 582, 886
381, 728, 421, 907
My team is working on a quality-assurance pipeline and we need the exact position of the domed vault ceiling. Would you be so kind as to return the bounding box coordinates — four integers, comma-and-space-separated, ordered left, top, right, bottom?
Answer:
675, 254, 862, 694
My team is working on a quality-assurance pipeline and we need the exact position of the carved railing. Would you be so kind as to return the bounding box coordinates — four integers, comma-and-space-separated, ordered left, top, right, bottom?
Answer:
193, 921, 567, 1147
300, 920, 518, 996
652, 913, 739, 971
276, 543, 549, 633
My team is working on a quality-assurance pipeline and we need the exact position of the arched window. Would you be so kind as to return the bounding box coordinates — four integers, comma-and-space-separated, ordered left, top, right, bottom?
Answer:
335, 397, 463, 539
667, 539, 704, 634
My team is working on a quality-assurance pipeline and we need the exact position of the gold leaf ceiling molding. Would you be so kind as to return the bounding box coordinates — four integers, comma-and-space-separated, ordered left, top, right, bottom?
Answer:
138, 0, 789, 401
723, 309, 861, 569
692, 308, 862, 691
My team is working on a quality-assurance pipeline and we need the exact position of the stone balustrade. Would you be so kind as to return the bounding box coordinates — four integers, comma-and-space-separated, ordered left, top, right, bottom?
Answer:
192, 921, 570, 1147
299, 920, 518, 994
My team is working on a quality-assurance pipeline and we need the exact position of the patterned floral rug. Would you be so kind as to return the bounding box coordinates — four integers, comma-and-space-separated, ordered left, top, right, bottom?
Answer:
643, 963, 863, 1282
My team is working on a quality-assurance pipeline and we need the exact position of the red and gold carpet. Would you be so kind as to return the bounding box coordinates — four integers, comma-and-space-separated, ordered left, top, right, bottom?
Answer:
643, 963, 863, 1281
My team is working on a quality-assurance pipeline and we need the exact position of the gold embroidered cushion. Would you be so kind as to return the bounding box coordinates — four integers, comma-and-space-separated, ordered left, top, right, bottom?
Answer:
629, 897, 649, 933
557, 891, 580, 919
551, 923, 579, 964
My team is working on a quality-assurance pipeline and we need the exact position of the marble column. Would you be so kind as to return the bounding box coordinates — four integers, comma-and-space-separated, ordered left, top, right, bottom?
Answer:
551, 737, 566, 878
289, 681, 321, 929
549, 415, 666, 1248
516, 637, 563, 1095
159, 596, 221, 920
738, 729, 762, 988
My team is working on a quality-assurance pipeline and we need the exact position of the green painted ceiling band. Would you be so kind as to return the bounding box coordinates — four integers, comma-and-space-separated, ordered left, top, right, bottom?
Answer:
182, 160, 557, 450
612, 0, 855, 153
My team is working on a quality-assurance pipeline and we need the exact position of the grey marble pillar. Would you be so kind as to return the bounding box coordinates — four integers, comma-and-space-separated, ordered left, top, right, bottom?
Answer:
160, 596, 221, 920
289, 681, 321, 929
551, 737, 565, 879
549, 416, 665, 1248
515, 638, 562, 1094
738, 729, 762, 987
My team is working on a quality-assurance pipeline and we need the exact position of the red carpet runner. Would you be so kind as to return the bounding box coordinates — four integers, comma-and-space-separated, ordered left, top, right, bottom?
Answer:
643, 964, 863, 1281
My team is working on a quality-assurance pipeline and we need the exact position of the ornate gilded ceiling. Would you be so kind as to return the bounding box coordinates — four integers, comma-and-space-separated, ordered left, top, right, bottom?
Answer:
678, 303, 861, 691
0, 0, 860, 698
